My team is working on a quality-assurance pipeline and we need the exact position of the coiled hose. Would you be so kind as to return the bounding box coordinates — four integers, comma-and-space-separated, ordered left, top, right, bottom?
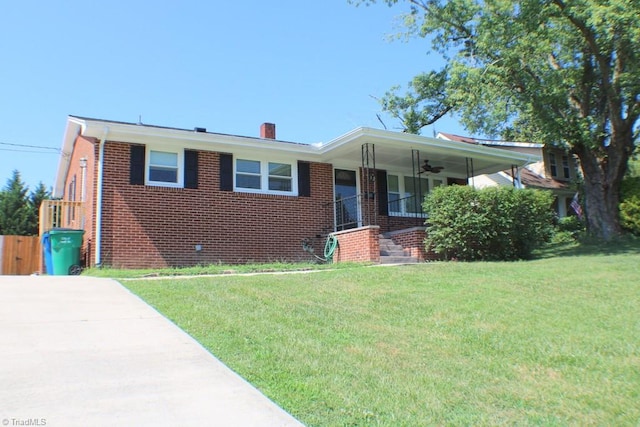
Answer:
324, 235, 338, 262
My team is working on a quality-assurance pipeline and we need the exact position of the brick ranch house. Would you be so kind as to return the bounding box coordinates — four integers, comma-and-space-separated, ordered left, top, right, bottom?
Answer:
51, 115, 537, 268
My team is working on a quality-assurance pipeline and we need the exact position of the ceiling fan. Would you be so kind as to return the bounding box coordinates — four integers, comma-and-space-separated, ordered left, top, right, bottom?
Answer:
420, 159, 444, 174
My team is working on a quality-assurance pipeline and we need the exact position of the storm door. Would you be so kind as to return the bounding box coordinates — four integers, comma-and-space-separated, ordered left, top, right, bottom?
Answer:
334, 169, 360, 231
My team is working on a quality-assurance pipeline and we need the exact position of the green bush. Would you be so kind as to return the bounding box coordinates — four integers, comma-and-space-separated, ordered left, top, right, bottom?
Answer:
551, 216, 585, 243
620, 176, 640, 235
557, 215, 585, 234
423, 186, 555, 261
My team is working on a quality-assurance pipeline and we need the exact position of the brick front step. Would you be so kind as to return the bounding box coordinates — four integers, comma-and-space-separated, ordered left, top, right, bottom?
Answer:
379, 237, 419, 264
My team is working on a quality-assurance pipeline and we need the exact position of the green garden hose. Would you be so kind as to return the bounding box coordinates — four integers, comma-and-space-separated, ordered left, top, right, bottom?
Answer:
324, 235, 338, 261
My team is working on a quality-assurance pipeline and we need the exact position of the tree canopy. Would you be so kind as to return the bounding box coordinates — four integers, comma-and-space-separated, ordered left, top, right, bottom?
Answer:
0, 170, 51, 236
354, 0, 640, 240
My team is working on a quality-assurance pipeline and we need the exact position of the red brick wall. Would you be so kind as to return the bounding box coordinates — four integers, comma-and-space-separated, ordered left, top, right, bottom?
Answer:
61, 136, 98, 266
332, 226, 380, 263
98, 142, 334, 268
378, 215, 426, 233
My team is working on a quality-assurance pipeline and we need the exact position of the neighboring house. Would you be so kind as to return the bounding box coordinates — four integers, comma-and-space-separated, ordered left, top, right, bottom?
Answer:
437, 133, 580, 218
49, 116, 537, 268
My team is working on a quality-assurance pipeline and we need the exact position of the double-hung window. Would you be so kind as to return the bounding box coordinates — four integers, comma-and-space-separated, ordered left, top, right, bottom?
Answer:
236, 159, 261, 189
548, 152, 558, 177
131, 145, 197, 188
548, 151, 572, 180
268, 163, 292, 191
387, 175, 402, 214
147, 148, 183, 187
235, 158, 296, 195
561, 155, 571, 179
387, 174, 430, 216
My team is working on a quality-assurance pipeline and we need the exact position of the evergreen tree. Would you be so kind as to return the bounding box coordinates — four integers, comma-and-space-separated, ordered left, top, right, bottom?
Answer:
27, 182, 52, 235
0, 170, 33, 235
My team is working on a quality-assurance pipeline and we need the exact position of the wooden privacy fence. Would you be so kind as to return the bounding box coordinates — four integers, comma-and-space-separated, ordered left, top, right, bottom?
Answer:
0, 235, 41, 275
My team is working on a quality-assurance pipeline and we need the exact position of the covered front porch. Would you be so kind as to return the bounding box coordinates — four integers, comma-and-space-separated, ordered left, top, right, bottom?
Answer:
318, 128, 539, 262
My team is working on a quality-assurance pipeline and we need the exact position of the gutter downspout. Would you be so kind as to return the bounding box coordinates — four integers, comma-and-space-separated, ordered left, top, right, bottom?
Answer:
94, 127, 109, 267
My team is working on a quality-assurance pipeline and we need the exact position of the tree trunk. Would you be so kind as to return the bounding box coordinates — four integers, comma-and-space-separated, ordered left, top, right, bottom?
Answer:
575, 132, 632, 241
581, 175, 622, 241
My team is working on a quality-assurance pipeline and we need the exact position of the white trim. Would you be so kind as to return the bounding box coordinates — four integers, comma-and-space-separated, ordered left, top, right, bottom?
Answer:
145, 146, 184, 188
386, 172, 431, 218
63, 117, 538, 166
233, 157, 298, 196
321, 127, 539, 163
56, 116, 542, 202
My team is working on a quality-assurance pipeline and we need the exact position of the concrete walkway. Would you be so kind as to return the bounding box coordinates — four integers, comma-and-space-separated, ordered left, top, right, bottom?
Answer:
0, 275, 303, 427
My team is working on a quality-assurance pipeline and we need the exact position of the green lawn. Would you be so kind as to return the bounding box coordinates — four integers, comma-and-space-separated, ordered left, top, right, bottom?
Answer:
122, 243, 640, 426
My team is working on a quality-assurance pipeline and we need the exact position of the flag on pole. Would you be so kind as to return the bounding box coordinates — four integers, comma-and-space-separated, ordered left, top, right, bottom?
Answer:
570, 192, 583, 219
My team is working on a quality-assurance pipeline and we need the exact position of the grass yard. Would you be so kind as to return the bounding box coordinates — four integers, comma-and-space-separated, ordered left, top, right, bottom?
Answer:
122, 243, 640, 426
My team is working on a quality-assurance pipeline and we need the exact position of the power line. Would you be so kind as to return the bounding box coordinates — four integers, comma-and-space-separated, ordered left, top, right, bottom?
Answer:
0, 141, 60, 151
0, 148, 60, 154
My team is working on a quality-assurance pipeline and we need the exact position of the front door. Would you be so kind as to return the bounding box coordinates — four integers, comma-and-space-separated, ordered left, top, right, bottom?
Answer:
334, 169, 360, 231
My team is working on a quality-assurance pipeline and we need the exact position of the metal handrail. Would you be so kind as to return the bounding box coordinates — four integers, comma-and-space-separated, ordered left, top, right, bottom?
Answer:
333, 193, 362, 231
387, 194, 427, 217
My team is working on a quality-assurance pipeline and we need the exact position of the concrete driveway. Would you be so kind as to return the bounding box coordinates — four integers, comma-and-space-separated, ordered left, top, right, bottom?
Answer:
0, 275, 303, 427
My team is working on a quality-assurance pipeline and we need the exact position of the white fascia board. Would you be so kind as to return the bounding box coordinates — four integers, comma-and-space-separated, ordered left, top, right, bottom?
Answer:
436, 131, 544, 149
53, 118, 83, 198
478, 140, 544, 148
318, 127, 540, 166
317, 127, 368, 153
77, 118, 323, 160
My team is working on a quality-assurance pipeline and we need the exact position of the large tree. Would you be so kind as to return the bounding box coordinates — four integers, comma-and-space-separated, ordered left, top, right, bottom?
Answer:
355, 0, 639, 240
27, 182, 52, 235
0, 170, 33, 235
0, 171, 51, 236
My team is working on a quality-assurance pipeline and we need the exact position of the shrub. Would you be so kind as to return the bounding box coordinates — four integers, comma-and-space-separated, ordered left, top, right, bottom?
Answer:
557, 215, 585, 235
620, 176, 640, 235
551, 216, 585, 243
423, 186, 555, 261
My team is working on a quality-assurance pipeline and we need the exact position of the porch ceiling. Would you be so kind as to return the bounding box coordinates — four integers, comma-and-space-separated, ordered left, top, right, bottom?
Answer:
319, 127, 540, 177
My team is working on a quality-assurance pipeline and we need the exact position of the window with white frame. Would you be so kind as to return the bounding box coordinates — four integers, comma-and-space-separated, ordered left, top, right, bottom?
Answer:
147, 149, 182, 186
235, 158, 295, 195
236, 159, 261, 189
548, 152, 558, 177
561, 155, 571, 179
268, 162, 292, 191
387, 174, 430, 216
548, 151, 572, 181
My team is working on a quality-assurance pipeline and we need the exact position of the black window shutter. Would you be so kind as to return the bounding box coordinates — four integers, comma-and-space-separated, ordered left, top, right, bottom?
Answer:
298, 161, 311, 197
130, 145, 145, 185
219, 153, 233, 191
184, 150, 198, 189
376, 170, 388, 216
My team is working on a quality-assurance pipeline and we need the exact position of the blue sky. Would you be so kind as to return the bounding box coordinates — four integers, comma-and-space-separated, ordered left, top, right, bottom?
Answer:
0, 0, 465, 192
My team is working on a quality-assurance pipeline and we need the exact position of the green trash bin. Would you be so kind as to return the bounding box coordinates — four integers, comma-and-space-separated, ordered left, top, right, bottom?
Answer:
49, 228, 85, 275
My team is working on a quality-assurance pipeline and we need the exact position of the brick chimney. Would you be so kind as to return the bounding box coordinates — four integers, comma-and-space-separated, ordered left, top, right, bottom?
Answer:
260, 122, 276, 139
